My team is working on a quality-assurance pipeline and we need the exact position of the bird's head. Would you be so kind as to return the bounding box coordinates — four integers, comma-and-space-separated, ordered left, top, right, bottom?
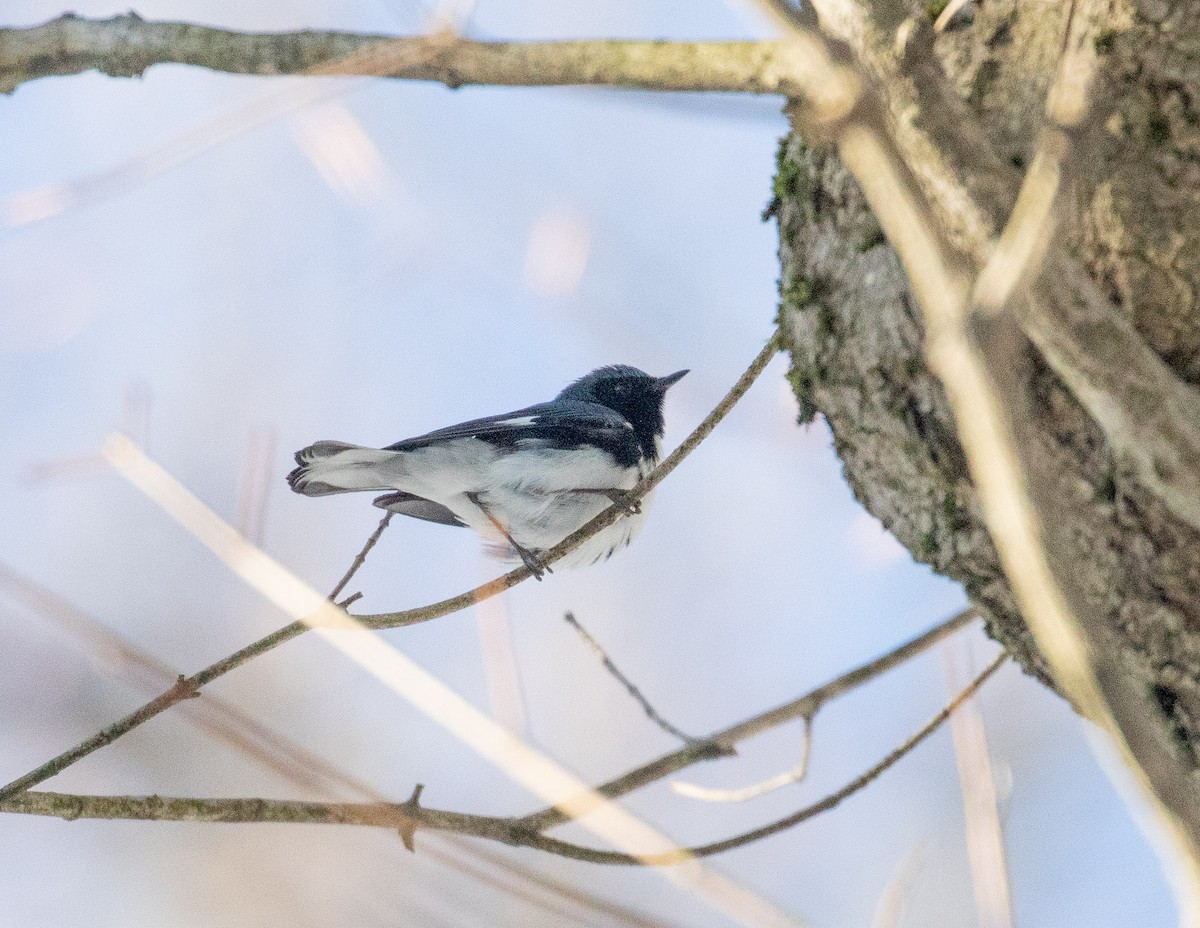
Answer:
559, 365, 688, 445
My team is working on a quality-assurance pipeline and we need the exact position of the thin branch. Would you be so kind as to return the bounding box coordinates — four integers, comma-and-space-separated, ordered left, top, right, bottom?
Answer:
330, 511, 393, 601
0, 565, 676, 928
2, 14, 844, 97
563, 611, 701, 746
4, 652, 1005, 866
0, 507, 392, 804
523, 652, 1007, 865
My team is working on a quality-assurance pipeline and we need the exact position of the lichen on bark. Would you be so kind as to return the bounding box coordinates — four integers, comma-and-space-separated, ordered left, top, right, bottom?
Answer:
773, 0, 1200, 750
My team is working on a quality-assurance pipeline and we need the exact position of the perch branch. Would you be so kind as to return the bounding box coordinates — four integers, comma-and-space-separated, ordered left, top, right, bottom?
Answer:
0, 333, 777, 805
0, 565, 679, 928
95, 438, 813, 928
563, 611, 703, 746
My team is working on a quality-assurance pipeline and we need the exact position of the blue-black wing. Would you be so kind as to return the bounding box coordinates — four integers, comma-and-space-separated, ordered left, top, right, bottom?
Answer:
383, 400, 641, 467
372, 491, 466, 526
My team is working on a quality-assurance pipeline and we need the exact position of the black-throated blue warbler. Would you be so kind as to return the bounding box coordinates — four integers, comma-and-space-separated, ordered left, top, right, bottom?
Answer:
288, 365, 687, 578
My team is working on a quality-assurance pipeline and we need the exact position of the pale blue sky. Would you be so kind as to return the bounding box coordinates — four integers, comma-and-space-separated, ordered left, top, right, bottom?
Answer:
0, 2, 1171, 926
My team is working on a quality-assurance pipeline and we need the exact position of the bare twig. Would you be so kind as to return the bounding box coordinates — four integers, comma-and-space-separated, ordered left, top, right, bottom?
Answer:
330, 511, 394, 601
671, 716, 811, 803
1, 15, 851, 98
516, 651, 1007, 865
0, 507, 392, 804
4, 652, 1005, 866
521, 606, 979, 832
563, 611, 700, 746
0, 565, 672, 928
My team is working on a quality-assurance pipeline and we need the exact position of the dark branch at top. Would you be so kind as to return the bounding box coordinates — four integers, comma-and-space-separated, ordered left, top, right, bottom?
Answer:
2, 13, 809, 96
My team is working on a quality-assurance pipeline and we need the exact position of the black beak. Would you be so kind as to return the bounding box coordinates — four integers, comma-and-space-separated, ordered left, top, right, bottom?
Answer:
653, 369, 689, 392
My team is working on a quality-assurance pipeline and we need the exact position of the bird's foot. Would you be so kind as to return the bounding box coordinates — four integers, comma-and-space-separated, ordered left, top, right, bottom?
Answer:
576, 488, 642, 515
514, 544, 552, 581
604, 489, 642, 515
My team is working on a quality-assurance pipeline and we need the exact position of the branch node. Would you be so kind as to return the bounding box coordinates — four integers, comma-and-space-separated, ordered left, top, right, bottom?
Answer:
687, 737, 737, 761
399, 782, 425, 852
170, 674, 200, 700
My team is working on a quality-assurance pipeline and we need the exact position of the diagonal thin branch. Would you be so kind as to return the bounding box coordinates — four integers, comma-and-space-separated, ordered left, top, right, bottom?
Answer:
518, 652, 1007, 865
0, 507, 391, 804
329, 511, 393, 601
563, 611, 702, 746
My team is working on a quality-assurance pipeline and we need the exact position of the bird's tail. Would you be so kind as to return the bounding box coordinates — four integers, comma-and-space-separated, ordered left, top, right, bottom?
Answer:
287, 441, 401, 497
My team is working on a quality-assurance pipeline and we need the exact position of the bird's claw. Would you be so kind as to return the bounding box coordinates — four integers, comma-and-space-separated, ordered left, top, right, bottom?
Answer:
515, 545, 552, 580
605, 489, 642, 515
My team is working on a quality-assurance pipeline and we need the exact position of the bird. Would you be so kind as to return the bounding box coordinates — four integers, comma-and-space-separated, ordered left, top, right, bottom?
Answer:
287, 365, 688, 578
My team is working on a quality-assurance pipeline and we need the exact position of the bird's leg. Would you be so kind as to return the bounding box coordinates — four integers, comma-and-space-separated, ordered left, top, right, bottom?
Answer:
574, 488, 642, 515
465, 491, 552, 580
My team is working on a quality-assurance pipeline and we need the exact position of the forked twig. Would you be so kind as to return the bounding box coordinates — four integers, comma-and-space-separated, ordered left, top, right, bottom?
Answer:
671, 716, 811, 803
330, 511, 393, 601
521, 607, 978, 833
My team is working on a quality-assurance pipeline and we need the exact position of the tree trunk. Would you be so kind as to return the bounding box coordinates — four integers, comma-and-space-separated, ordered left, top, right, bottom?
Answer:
774, 0, 1200, 754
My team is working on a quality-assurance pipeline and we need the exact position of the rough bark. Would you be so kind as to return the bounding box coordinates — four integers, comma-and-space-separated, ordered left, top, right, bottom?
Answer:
774, 0, 1200, 750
